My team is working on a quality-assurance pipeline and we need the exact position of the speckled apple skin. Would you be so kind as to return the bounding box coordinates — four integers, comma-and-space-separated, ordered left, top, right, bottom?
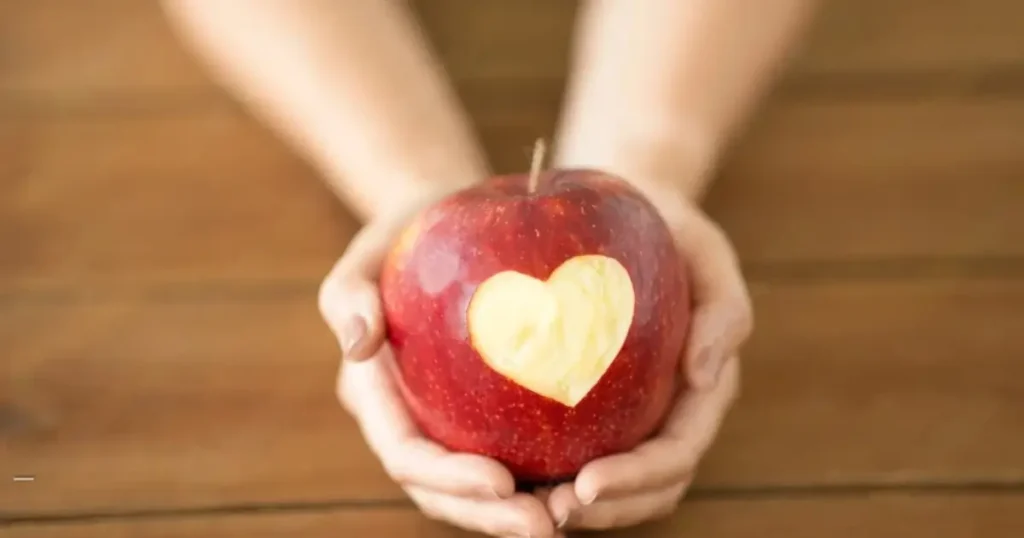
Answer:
379, 169, 692, 483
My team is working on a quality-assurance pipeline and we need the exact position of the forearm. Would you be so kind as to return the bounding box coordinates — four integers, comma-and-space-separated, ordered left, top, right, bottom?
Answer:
161, 0, 488, 220
555, 0, 817, 204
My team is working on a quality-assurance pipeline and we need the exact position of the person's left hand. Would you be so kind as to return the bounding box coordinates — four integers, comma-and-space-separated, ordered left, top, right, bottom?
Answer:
543, 195, 753, 531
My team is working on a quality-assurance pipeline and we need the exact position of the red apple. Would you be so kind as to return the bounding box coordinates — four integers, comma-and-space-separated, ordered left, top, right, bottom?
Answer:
379, 165, 692, 483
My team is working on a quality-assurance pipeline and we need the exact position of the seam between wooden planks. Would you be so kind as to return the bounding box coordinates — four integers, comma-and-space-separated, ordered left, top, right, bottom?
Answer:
4, 65, 1024, 119
2, 256, 1024, 307
4, 480, 1024, 528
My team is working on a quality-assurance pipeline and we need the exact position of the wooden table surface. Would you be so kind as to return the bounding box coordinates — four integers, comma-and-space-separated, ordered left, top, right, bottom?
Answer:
2, 1, 1023, 536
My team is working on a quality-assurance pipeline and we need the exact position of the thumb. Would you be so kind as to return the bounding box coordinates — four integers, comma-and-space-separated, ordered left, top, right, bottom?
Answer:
319, 277, 384, 361
686, 298, 751, 389
319, 216, 408, 361
674, 213, 753, 389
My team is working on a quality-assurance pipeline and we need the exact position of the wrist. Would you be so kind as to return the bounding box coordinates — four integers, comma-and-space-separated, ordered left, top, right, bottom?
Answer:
362, 171, 478, 223
323, 138, 488, 221
554, 112, 721, 203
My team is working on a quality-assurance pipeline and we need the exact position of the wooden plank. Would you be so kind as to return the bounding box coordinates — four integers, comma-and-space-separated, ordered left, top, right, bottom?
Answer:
421, 0, 1024, 81
0, 294, 399, 512
702, 278, 1024, 486
2, 0, 1024, 99
0, 106, 358, 290
0, 0, 211, 96
796, 0, 1024, 77
5, 494, 1024, 537
3, 96, 1022, 291
705, 97, 1024, 264
3, 279, 1022, 513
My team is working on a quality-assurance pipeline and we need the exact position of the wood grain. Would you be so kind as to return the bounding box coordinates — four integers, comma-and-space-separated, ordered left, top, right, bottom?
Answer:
0, 106, 357, 290
2, 0, 1024, 100
795, 0, 1024, 77
0, 0, 210, 97
705, 97, 1024, 264
6, 494, 1024, 537
3, 279, 1022, 514
0, 293, 380, 513
2, 0, 1022, 534
3, 96, 1022, 293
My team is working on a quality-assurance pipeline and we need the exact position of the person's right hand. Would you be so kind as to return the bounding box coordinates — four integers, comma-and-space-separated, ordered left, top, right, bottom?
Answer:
319, 198, 564, 538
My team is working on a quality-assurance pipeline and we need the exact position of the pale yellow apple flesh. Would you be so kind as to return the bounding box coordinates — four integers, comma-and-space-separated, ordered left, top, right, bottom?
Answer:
467, 255, 636, 407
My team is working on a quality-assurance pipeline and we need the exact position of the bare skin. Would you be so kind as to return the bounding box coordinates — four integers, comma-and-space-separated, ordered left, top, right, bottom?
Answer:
161, 0, 817, 535
161, 0, 488, 220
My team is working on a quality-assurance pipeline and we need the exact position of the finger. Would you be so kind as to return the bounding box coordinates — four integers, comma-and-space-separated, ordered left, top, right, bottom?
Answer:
671, 208, 748, 307
686, 291, 752, 389
546, 482, 583, 530
319, 275, 385, 361
532, 486, 569, 538
330, 208, 416, 279
532, 485, 554, 506
382, 436, 518, 500
530, 486, 569, 538
338, 347, 516, 499
319, 212, 416, 361
673, 212, 753, 388
560, 479, 690, 531
406, 486, 557, 538
572, 357, 740, 502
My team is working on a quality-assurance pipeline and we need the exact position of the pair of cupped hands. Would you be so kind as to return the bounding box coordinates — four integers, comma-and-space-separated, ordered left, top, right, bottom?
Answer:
319, 171, 753, 537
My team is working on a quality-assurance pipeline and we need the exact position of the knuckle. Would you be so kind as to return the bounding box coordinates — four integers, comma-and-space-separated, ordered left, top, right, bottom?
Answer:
581, 509, 619, 531
702, 214, 730, 243
317, 274, 340, 319
319, 273, 381, 332
336, 393, 356, 416
381, 456, 414, 485
722, 294, 755, 344
334, 369, 357, 415
652, 501, 680, 521
695, 213, 733, 255
405, 489, 446, 522
736, 290, 755, 320
649, 483, 688, 522
493, 497, 546, 536
519, 521, 551, 538
418, 505, 444, 522
721, 357, 743, 401
669, 458, 699, 484
736, 302, 755, 341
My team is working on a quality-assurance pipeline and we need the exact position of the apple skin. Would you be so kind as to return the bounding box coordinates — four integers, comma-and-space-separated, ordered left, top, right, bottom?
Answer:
379, 168, 692, 483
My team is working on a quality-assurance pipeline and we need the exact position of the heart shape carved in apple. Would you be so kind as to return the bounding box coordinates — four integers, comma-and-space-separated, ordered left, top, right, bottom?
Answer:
467, 254, 636, 407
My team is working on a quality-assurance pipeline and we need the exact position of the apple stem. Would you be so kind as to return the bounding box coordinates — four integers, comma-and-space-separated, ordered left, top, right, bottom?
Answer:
528, 138, 546, 194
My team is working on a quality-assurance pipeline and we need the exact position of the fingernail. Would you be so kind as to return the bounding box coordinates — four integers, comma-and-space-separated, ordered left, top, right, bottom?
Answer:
556, 512, 571, 528
341, 317, 367, 357
694, 342, 724, 388
579, 491, 598, 505
694, 344, 713, 372
699, 355, 725, 389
